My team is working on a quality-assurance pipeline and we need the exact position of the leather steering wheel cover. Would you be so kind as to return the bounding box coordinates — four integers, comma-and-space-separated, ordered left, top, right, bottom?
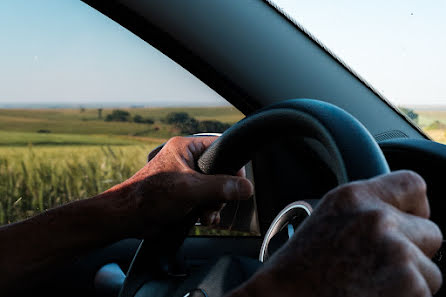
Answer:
198, 99, 390, 182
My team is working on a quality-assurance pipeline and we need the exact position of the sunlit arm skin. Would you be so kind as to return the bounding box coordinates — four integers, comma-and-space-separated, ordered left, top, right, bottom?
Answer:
0, 136, 254, 293
226, 171, 443, 297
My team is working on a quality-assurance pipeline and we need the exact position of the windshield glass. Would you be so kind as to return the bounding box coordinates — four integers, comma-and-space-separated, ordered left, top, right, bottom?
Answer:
269, 0, 446, 142
0, 1, 259, 236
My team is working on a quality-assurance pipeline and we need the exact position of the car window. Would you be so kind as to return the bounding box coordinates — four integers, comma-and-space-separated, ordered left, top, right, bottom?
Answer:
0, 1, 259, 236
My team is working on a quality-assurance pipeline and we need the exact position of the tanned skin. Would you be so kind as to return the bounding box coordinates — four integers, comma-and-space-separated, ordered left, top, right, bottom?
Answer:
0, 136, 443, 296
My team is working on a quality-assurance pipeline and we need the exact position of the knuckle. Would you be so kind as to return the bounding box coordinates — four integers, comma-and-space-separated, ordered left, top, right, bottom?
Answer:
426, 220, 443, 256
328, 182, 363, 208
361, 209, 395, 234
166, 136, 186, 147
398, 170, 427, 195
380, 235, 414, 265
432, 221, 443, 243
429, 219, 443, 239
396, 244, 415, 264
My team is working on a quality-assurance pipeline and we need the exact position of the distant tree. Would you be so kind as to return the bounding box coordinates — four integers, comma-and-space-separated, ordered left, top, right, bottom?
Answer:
133, 114, 144, 123
198, 120, 231, 133
144, 118, 154, 124
98, 108, 103, 119
165, 112, 191, 124
80, 107, 86, 113
177, 118, 199, 134
164, 112, 232, 134
399, 107, 419, 123
105, 109, 131, 122
133, 114, 154, 124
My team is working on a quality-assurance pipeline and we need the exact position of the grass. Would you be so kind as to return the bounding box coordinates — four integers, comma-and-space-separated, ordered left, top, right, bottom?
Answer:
417, 110, 446, 128
0, 131, 164, 146
0, 145, 156, 224
0, 107, 243, 138
0, 107, 244, 229
2, 105, 446, 233
405, 110, 446, 144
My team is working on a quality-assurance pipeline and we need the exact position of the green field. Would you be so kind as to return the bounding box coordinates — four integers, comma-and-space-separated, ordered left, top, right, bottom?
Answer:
2, 106, 446, 227
0, 107, 242, 138
0, 107, 243, 225
0, 145, 151, 224
412, 110, 446, 144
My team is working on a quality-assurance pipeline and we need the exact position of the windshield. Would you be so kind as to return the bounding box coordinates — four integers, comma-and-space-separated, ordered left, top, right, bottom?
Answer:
269, 0, 446, 142
0, 1, 259, 236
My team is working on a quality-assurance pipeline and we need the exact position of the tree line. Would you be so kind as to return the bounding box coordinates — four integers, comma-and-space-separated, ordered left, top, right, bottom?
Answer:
104, 109, 231, 134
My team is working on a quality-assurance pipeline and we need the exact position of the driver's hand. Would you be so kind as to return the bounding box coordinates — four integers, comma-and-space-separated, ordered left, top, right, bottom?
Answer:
105, 136, 253, 238
230, 171, 442, 297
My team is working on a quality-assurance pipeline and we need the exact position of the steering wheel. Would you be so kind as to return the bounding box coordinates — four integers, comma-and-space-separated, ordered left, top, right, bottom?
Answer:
119, 99, 390, 297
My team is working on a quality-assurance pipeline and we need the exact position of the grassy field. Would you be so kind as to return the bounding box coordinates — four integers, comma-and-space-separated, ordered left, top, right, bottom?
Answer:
0, 107, 242, 138
0, 107, 243, 225
414, 110, 446, 143
1, 106, 446, 227
0, 145, 152, 224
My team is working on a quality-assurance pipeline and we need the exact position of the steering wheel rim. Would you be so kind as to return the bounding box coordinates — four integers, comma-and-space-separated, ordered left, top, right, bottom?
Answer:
198, 98, 389, 181
120, 99, 390, 297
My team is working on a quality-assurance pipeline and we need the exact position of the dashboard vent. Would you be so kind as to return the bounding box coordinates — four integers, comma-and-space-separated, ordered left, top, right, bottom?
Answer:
374, 130, 408, 142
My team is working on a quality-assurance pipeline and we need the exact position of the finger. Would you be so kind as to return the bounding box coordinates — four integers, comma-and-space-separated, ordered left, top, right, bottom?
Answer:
188, 174, 253, 205
159, 136, 219, 169
381, 235, 436, 296
147, 144, 164, 162
186, 136, 218, 160
200, 210, 218, 226
367, 170, 430, 218
385, 264, 431, 297
413, 245, 443, 294
397, 211, 443, 258
200, 204, 226, 225
385, 223, 443, 293
214, 212, 221, 225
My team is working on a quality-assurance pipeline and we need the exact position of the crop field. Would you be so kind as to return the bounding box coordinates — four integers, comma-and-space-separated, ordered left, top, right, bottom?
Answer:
0, 145, 151, 224
415, 110, 446, 144
0, 106, 242, 138
0, 106, 243, 225
0, 106, 445, 227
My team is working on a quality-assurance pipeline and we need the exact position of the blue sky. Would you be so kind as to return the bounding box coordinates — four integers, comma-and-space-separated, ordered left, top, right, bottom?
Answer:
0, 0, 225, 106
0, 0, 445, 106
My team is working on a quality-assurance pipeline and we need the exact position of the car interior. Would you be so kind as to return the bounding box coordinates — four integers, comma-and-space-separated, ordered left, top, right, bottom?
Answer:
11, 0, 446, 296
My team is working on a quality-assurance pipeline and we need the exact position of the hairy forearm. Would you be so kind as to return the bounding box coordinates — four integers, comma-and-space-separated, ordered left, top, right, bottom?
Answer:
0, 186, 135, 292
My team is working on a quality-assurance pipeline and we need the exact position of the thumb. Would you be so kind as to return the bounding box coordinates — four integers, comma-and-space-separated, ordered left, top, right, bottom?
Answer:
190, 174, 254, 205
